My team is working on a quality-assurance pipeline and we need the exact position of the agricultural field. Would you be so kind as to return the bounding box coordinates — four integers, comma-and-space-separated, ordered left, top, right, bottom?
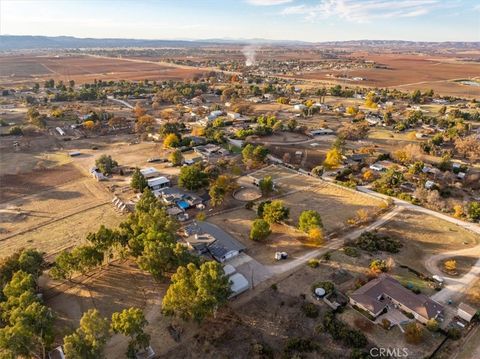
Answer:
0, 54, 204, 86
292, 53, 480, 98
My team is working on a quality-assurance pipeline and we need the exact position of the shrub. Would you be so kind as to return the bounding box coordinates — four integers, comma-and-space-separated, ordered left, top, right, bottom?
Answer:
447, 327, 462, 340
284, 337, 317, 354
444, 259, 457, 272
353, 231, 402, 253
9, 126, 23, 136
301, 302, 319, 318
369, 259, 388, 273
270, 283, 278, 291
323, 252, 331, 261
381, 318, 391, 330
404, 322, 424, 344
322, 312, 367, 349
344, 247, 359, 257
251, 342, 273, 359
426, 319, 439, 332
307, 259, 320, 268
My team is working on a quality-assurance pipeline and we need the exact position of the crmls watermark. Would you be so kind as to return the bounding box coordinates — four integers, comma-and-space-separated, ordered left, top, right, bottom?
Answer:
370, 347, 409, 357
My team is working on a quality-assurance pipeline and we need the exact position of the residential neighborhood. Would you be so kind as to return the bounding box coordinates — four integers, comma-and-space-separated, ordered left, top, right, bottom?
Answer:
0, 1, 479, 358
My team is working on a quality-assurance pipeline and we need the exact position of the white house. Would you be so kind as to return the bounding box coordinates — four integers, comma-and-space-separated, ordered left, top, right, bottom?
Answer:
147, 176, 170, 190
293, 104, 307, 112
227, 112, 240, 120
369, 163, 386, 172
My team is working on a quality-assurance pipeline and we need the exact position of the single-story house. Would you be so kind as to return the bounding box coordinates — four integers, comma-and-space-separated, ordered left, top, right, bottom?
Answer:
310, 128, 334, 136
425, 180, 437, 190
370, 163, 387, 172
457, 302, 477, 322
208, 242, 239, 263
188, 221, 246, 262
140, 167, 160, 179
366, 115, 382, 126
147, 176, 170, 190
349, 274, 444, 324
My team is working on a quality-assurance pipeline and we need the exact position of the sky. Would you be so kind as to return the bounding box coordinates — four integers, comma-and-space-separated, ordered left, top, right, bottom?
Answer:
0, 0, 479, 42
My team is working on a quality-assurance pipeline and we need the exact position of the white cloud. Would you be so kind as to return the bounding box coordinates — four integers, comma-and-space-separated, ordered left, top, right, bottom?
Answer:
247, 0, 293, 6
281, 0, 444, 23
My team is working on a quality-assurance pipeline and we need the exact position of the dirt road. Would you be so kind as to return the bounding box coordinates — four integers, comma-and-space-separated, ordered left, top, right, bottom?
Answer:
357, 186, 480, 305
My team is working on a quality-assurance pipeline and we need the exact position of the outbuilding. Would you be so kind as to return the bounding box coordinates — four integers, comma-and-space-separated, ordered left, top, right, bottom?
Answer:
457, 302, 477, 322
140, 167, 160, 179
229, 273, 250, 298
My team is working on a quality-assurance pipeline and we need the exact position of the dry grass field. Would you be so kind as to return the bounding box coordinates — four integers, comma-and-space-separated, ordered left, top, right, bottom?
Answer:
207, 208, 311, 264
42, 260, 190, 358
0, 203, 123, 258
377, 210, 480, 274
208, 166, 384, 264
0, 54, 204, 86
250, 166, 385, 231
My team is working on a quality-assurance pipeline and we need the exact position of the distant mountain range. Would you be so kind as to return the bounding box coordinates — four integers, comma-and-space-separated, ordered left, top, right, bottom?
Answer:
0, 35, 478, 50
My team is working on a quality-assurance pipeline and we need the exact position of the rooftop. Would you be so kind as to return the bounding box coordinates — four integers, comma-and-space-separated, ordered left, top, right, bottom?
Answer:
350, 274, 444, 320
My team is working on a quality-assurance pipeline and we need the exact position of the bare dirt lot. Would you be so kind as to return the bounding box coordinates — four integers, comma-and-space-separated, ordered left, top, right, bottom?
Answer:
338, 308, 444, 359
0, 54, 204, 86
377, 210, 480, 274
161, 281, 351, 359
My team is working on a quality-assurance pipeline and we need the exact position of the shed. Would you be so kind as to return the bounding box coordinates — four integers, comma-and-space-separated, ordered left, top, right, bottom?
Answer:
229, 273, 250, 298
457, 302, 477, 322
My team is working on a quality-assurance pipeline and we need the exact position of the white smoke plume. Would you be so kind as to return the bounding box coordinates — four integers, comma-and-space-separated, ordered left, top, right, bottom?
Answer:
242, 45, 258, 66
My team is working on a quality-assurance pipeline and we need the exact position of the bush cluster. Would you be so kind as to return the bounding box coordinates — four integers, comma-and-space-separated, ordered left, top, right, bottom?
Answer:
351, 231, 402, 253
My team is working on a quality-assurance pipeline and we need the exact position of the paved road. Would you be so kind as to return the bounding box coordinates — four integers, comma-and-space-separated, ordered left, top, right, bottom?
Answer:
106, 95, 134, 109
265, 206, 403, 275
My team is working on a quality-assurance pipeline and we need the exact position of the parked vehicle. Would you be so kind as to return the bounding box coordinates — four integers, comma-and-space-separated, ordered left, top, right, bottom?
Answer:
274, 252, 288, 261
